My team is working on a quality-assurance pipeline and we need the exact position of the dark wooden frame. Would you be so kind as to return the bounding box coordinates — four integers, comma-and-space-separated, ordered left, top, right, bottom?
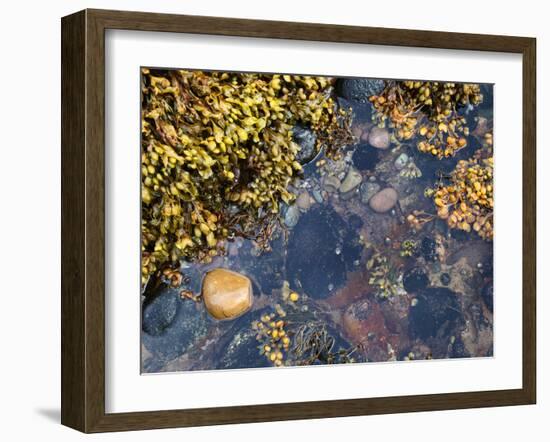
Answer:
61, 8, 536, 433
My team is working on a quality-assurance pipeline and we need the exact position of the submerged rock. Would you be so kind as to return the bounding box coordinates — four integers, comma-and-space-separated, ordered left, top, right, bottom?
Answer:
287, 207, 348, 299
142, 287, 180, 336
343, 298, 391, 362
336, 78, 386, 103
360, 182, 381, 204
403, 267, 429, 293
369, 187, 398, 213
201, 268, 253, 320
352, 143, 380, 171
409, 287, 462, 341
339, 167, 362, 193
368, 127, 391, 149
292, 124, 318, 165
296, 191, 313, 212
481, 281, 493, 312
215, 310, 271, 370
322, 175, 341, 193
141, 296, 209, 370
284, 204, 301, 227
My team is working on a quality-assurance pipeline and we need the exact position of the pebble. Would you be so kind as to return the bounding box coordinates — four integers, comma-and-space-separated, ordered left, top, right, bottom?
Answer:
340, 168, 363, 193
201, 268, 253, 320
440, 273, 451, 286
368, 187, 398, 213
394, 153, 409, 170
292, 124, 318, 165
284, 204, 300, 227
312, 188, 324, 203
368, 127, 391, 149
360, 182, 381, 204
323, 175, 341, 193
296, 191, 312, 212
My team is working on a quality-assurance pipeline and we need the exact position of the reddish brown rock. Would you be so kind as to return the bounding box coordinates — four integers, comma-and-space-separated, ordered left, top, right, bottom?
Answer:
343, 298, 393, 362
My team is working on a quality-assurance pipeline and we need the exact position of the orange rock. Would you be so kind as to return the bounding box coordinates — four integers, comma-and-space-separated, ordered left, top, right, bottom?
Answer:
201, 268, 253, 320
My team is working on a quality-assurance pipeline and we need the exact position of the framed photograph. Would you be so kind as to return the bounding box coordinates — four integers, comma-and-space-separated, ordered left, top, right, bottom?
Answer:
61, 9, 536, 433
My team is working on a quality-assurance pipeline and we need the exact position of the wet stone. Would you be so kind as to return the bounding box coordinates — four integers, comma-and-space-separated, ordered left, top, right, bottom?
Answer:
215, 310, 271, 370
409, 287, 462, 341
440, 272, 451, 286
403, 267, 429, 293
323, 175, 341, 193
352, 143, 380, 171
287, 207, 348, 299
335, 78, 386, 103
339, 167, 362, 193
368, 127, 391, 149
142, 287, 180, 336
360, 182, 381, 204
292, 124, 318, 165
141, 297, 209, 371
481, 281, 493, 312
284, 204, 301, 227
296, 191, 313, 212
201, 268, 253, 320
369, 187, 398, 213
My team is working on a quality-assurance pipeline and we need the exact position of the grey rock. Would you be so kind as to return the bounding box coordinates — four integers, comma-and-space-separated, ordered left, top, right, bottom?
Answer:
292, 124, 318, 165
339, 167, 362, 193
323, 175, 341, 193
296, 191, 312, 212
312, 188, 324, 204
142, 288, 180, 336
336, 78, 386, 103
284, 204, 301, 227
360, 182, 381, 204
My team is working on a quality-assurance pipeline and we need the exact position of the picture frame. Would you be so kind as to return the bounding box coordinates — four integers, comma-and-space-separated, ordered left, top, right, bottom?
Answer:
61, 8, 536, 433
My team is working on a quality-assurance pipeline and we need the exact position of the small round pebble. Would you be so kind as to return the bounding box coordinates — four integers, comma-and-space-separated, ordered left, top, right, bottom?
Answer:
368, 127, 391, 149
369, 187, 398, 213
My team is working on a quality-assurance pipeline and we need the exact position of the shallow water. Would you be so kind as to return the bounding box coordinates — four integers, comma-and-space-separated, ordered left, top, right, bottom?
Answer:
141, 75, 494, 373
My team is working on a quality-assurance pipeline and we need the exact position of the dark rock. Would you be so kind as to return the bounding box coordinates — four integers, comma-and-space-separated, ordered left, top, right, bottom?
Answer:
141, 297, 209, 369
450, 336, 469, 358
348, 214, 364, 231
352, 143, 380, 171
409, 287, 462, 341
421, 237, 438, 262
142, 287, 180, 336
440, 272, 451, 286
287, 207, 348, 299
292, 124, 318, 165
403, 267, 429, 293
481, 281, 493, 312
239, 235, 286, 295
336, 78, 386, 103
215, 310, 271, 370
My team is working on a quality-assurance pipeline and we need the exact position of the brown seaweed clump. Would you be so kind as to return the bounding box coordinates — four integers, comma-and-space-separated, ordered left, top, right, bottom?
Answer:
369, 81, 483, 158
140, 69, 352, 286
424, 144, 493, 240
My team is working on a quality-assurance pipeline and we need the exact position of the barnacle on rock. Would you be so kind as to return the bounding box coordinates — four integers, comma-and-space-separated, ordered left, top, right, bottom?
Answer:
141, 69, 353, 286
369, 81, 483, 158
